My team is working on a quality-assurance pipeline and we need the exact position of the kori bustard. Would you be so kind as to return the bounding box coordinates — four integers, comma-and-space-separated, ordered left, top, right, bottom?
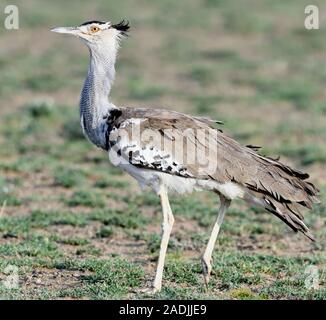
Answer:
52, 20, 319, 293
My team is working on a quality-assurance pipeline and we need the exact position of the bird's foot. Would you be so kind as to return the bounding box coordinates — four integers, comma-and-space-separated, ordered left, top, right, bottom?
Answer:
201, 256, 212, 290
203, 274, 210, 291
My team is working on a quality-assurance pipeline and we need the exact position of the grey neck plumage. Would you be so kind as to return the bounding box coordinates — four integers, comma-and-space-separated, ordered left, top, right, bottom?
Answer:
79, 47, 117, 149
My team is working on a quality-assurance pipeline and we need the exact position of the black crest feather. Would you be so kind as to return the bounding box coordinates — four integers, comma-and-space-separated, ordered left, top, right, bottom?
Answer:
112, 20, 130, 32
80, 20, 106, 26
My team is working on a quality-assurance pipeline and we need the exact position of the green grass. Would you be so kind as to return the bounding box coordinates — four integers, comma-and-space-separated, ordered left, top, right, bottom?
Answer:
94, 178, 128, 189
0, 191, 23, 207
0, 0, 325, 300
65, 190, 106, 208
0, 234, 61, 259
96, 226, 114, 238
53, 167, 87, 188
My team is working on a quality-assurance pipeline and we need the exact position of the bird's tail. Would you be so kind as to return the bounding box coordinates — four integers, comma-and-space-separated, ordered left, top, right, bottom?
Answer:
246, 153, 320, 241
264, 197, 316, 241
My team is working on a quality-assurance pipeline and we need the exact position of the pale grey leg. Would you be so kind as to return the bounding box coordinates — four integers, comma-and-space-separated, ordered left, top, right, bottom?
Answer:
201, 195, 231, 287
152, 185, 174, 293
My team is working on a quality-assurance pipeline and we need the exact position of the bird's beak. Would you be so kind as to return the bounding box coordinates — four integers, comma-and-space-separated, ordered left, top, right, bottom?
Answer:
51, 26, 79, 35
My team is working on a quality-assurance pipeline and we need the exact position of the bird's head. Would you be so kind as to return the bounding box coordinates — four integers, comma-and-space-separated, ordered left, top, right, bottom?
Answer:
51, 20, 130, 52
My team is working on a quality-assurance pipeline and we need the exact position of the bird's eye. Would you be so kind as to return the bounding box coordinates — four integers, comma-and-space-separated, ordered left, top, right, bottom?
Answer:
90, 26, 100, 33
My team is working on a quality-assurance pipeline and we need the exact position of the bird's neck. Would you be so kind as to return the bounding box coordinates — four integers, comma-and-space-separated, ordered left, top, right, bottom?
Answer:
80, 47, 118, 149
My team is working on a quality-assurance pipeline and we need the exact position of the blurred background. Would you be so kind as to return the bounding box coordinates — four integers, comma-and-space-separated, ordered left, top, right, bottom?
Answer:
0, 0, 325, 299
